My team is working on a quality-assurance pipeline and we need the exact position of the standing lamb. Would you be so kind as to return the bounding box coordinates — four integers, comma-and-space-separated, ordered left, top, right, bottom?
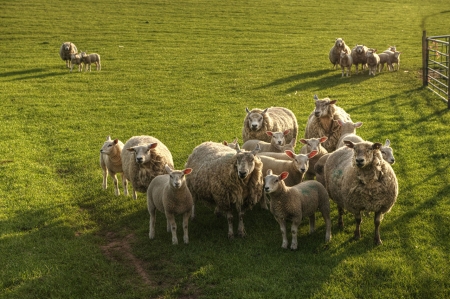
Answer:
185, 142, 263, 239
339, 49, 353, 77
304, 94, 352, 153
59, 42, 78, 68
335, 119, 364, 149
351, 44, 369, 74
70, 53, 83, 72
324, 140, 398, 245
80, 51, 101, 71
121, 135, 174, 200
147, 165, 193, 245
242, 107, 298, 144
264, 169, 332, 250
329, 38, 352, 69
366, 49, 380, 76
100, 136, 128, 196
377, 52, 393, 72
299, 136, 328, 180
242, 130, 290, 153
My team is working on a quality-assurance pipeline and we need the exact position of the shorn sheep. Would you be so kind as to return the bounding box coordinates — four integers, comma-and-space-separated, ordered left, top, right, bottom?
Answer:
121, 135, 174, 200
366, 49, 380, 76
242, 130, 290, 153
80, 52, 101, 71
70, 53, 83, 72
242, 107, 298, 144
185, 142, 263, 239
339, 49, 353, 77
324, 140, 398, 245
100, 136, 128, 196
264, 169, 332, 250
329, 38, 352, 69
351, 44, 368, 74
299, 136, 328, 180
147, 165, 193, 245
59, 42, 77, 68
304, 94, 352, 152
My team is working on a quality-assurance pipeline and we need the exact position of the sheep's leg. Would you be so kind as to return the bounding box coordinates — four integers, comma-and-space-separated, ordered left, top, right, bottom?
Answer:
165, 213, 178, 245
290, 221, 300, 250
110, 173, 120, 196
308, 214, 316, 234
190, 204, 195, 220
132, 188, 138, 200
323, 213, 332, 243
237, 210, 246, 238
102, 166, 108, 190
276, 217, 288, 249
355, 64, 359, 75
121, 174, 128, 196
148, 206, 156, 239
374, 211, 383, 245
182, 211, 190, 244
338, 206, 345, 229
354, 211, 362, 240
341, 67, 345, 77
226, 211, 234, 239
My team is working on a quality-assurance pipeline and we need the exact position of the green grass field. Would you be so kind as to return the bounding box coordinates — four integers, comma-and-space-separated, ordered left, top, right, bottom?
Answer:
1, 0, 450, 298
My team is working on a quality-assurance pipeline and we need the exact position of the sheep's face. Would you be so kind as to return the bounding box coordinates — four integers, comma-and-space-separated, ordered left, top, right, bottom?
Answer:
268, 131, 286, 146
246, 109, 267, 131
235, 151, 257, 179
128, 143, 158, 164
292, 154, 310, 174
335, 38, 344, 48
314, 98, 336, 118
345, 141, 382, 168
168, 169, 192, 189
264, 170, 288, 193
338, 120, 363, 134
355, 45, 366, 54
300, 137, 327, 152
64, 43, 71, 51
381, 140, 395, 164
100, 138, 119, 155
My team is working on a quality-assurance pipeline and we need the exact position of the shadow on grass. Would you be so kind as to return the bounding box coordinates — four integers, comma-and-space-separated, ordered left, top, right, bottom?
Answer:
0, 68, 67, 81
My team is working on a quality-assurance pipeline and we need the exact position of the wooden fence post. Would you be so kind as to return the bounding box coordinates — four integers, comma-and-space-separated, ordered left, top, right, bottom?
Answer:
422, 30, 428, 87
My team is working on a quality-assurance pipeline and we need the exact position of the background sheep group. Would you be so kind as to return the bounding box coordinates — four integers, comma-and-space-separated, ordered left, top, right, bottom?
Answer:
100, 96, 398, 248
59, 42, 101, 72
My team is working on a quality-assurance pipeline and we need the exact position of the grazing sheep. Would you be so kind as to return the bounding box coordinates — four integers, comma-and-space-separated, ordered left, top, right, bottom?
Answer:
147, 165, 193, 245
351, 44, 369, 74
366, 49, 380, 76
377, 53, 393, 72
80, 52, 101, 71
223, 138, 239, 149
381, 139, 396, 165
336, 119, 364, 149
339, 49, 353, 77
69, 53, 83, 72
264, 169, 332, 250
324, 140, 398, 245
100, 136, 128, 196
59, 42, 78, 68
242, 130, 290, 153
242, 107, 298, 144
329, 38, 352, 69
185, 142, 263, 239
299, 136, 328, 180
304, 95, 352, 153
121, 136, 174, 200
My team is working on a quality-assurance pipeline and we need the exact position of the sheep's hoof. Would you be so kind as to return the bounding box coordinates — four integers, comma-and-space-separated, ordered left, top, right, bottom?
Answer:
374, 238, 383, 246
353, 233, 361, 240
238, 230, 247, 238
228, 233, 234, 240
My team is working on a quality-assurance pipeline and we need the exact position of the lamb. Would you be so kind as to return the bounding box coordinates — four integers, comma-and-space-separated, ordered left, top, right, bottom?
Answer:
185, 142, 263, 239
329, 38, 352, 69
390, 51, 402, 71
121, 135, 174, 200
254, 138, 297, 159
336, 119, 364, 149
299, 136, 328, 180
381, 139, 396, 165
147, 165, 193, 245
223, 138, 239, 149
339, 49, 353, 77
304, 94, 352, 153
324, 140, 398, 245
366, 49, 380, 76
69, 53, 83, 72
242, 130, 290, 153
377, 53, 393, 72
264, 169, 332, 250
59, 42, 78, 68
351, 44, 368, 74
80, 52, 101, 71
242, 107, 298, 144
100, 136, 128, 196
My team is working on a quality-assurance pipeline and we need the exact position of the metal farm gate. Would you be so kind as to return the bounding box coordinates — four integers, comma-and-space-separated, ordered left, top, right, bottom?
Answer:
422, 31, 450, 108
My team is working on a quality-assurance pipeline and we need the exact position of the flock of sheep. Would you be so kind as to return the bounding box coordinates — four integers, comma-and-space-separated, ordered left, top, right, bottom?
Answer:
59, 42, 101, 72
329, 38, 402, 77
99, 95, 398, 249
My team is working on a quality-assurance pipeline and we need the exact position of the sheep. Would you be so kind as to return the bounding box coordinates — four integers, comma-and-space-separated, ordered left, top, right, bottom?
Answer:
377, 53, 394, 72
242, 130, 290, 153
80, 52, 101, 71
324, 140, 398, 245
339, 49, 353, 77
329, 38, 352, 69
381, 139, 396, 165
366, 49, 380, 76
254, 137, 297, 159
304, 94, 352, 153
223, 138, 239, 149
121, 135, 174, 200
351, 44, 368, 74
69, 53, 83, 72
185, 142, 263, 239
59, 42, 78, 68
313, 153, 330, 187
242, 107, 298, 144
264, 169, 332, 250
390, 51, 402, 71
147, 164, 193, 245
299, 136, 328, 180
336, 119, 364, 149
100, 136, 128, 196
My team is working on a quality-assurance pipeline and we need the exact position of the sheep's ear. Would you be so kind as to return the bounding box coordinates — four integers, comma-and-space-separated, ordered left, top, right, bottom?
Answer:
245, 107, 250, 114
344, 140, 354, 149
354, 122, 363, 128
183, 168, 193, 175
113, 139, 119, 144
233, 138, 238, 143
127, 147, 135, 152
222, 141, 228, 145
285, 150, 295, 159
283, 129, 290, 135
319, 136, 328, 143
329, 100, 337, 105
266, 131, 273, 136
290, 138, 297, 146
235, 143, 241, 152
165, 164, 172, 173
148, 143, 158, 150
252, 143, 261, 154
372, 143, 382, 150
313, 94, 319, 101
337, 119, 344, 126
279, 172, 289, 181
299, 138, 308, 145
384, 139, 391, 147
266, 169, 273, 175
261, 108, 269, 115
106, 135, 111, 141
308, 150, 318, 159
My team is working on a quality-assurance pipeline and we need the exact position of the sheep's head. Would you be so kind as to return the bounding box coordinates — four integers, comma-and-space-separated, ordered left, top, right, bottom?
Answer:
245, 107, 268, 131
127, 143, 158, 164
313, 95, 337, 118
300, 137, 328, 153
394, 51, 402, 59
264, 169, 288, 193
381, 139, 395, 165
165, 164, 192, 189
366, 49, 377, 58
387, 45, 396, 52
286, 150, 318, 174
80, 51, 87, 57
337, 119, 363, 134
235, 143, 260, 179
335, 38, 344, 48
344, 141, 382, 169
267, 130, 289, 146
100, 136, 119, 155
64, 43, 71, 51
223, 138, 239, 149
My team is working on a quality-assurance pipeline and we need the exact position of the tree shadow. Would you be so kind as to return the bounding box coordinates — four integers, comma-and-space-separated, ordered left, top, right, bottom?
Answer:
0, 68, 68, 81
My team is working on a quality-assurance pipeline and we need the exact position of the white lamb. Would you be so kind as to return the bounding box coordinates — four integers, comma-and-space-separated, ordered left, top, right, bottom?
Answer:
121, 136, 174, 200
147, 165, 193, 245
324, 140, 398, 245
339, 49, 353, 77
299, 136, 328, 180
242, 107, 298, 144
80, 52, 101, 71
100, 136, 128, 196
264, 169, 332, 250
59, 42, 78, 68
336, 119, 364, 149
377, 53, 393, 72
351, 44, 369, 74
329, 38, 352, 69
381, 139, 396, 165
366, 49, 380, 76
242, 130, 290, 153
70, 53, 83, 72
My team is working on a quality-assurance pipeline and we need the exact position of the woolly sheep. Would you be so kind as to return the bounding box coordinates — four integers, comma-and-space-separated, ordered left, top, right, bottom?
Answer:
304, 94, 352, 152
70, 53, 83, 72
314, 153, 330, 187
59, 42, 78, 68
299, 136, 328, 180
264, 169, 332, 249
336, 119, 364, 149
242, 130, 290, 153
100, 136, 128, 196
324, 140, 398, 245
121, 135, 174, 200
185, 142, 263, 239
351, 44, 369, 74
329, 38, 352, 69
80, 52, 101, 71
242, 107, 298, 144
147, 164, 193, 245
366, 49, 380, 76
339, 49, 353, 77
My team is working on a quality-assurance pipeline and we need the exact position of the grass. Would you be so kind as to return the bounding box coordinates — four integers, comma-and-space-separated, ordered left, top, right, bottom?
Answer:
1, 0, 450, 298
